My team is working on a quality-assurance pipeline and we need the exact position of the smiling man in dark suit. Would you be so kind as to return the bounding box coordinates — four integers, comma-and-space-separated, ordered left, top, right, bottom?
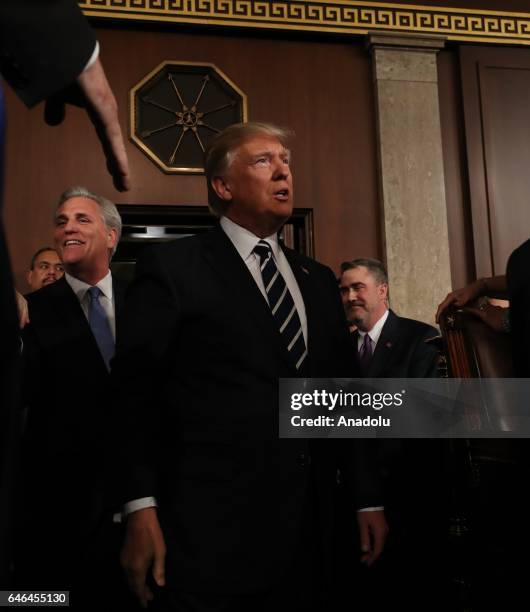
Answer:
0, 1, 131, 584
339, 258, 439, 378
113, 122, 387, 612
15, 186, 128, 608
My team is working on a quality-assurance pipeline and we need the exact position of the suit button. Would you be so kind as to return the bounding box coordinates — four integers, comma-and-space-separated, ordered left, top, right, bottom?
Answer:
299, 452, 311, 467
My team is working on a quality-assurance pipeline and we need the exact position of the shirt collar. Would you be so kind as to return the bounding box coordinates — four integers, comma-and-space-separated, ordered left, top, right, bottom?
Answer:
64, 270, 113, 302
358, 308, 389, 346
220, 216, 280, 261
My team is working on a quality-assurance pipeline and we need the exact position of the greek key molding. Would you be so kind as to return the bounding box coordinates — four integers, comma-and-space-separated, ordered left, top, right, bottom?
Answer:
79, 1, 530, 45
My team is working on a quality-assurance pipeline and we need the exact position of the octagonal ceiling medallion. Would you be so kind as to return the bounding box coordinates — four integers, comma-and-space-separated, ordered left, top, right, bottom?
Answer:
130, 61, 247, 174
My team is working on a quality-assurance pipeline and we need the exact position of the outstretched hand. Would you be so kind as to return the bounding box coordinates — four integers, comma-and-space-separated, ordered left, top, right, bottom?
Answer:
44, 57, 131, 192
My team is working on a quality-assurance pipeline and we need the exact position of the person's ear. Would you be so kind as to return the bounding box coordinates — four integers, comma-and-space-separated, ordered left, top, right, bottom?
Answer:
211, 176, 233, 202
107, 228, 118, 252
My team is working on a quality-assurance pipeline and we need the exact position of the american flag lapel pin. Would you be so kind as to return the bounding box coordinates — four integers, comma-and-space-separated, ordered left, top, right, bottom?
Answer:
385, 341, 393, 348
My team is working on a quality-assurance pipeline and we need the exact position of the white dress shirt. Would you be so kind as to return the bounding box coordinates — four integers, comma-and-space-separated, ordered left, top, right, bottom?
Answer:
220, 215, 308, 345
356, 308, 389, 353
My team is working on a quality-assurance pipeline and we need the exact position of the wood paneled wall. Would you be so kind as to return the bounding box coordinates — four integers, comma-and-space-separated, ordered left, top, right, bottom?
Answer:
460, 44, 530, 278
434, 43, 530, 289
438, 48, 475, 290
4, 26, 381, 293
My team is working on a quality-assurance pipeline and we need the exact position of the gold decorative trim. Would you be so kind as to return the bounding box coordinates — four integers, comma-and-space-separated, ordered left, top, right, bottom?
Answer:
79, 1, 530, 46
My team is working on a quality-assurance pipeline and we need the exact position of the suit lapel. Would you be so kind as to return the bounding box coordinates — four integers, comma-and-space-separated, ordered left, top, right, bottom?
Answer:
280, 245, 314, 373
112, 277, 127, 348
367, 310, 399, 377
113, 277, 126, 321
351, 330, 362, 372
49, 277, 108, 373
202, 226, 295, 372
50, 276, 92, 335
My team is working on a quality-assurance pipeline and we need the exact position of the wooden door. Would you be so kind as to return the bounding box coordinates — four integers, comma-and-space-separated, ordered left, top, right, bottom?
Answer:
461, 45, 530, 277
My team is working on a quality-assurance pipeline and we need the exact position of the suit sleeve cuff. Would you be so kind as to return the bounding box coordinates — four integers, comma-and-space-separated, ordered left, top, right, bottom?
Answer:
82, 41, 99, 72
113, 496, 157, 523
357, 506, 384, 512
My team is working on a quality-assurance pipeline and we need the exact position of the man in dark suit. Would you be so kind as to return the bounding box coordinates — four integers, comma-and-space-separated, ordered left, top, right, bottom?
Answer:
339, 258, 439, 377
15, 187, 129, 608
112, 122, 387, 611
338, 258, 448, 611
0, 0, 131, 583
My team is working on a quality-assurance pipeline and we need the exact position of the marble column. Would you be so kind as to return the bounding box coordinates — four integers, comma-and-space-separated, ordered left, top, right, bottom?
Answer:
368, 33, 451, 327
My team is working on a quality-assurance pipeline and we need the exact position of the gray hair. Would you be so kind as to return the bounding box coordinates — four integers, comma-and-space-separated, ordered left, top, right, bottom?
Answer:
55, 186, 122, 258
204, 122, 293, 216
340, 258, 388, 286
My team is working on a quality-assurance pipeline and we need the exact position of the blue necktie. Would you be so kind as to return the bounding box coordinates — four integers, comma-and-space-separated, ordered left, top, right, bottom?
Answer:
87, 286, 114, 370
253, 240, 307, 370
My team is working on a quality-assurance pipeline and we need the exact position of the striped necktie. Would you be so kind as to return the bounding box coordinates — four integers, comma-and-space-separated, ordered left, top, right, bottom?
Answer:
87, 286, 115, 370
253, 240, 307, 370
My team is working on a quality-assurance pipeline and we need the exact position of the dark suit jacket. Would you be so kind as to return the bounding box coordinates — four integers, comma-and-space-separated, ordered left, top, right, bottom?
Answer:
112, 225, 382, 594
507, 238, 530, 377
16, 275, 126, 589
352, 310, 445, 557
0, 0, 96, 107
353, 309, 439, 378
340, 314, 450, 612
0, 0, 96, 584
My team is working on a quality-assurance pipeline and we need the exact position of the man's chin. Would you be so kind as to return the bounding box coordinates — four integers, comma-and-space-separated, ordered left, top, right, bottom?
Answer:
273, 199, 293, 216
348, 316, 365, 328
269, 211, 293, 234
61, 255, 82, 267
